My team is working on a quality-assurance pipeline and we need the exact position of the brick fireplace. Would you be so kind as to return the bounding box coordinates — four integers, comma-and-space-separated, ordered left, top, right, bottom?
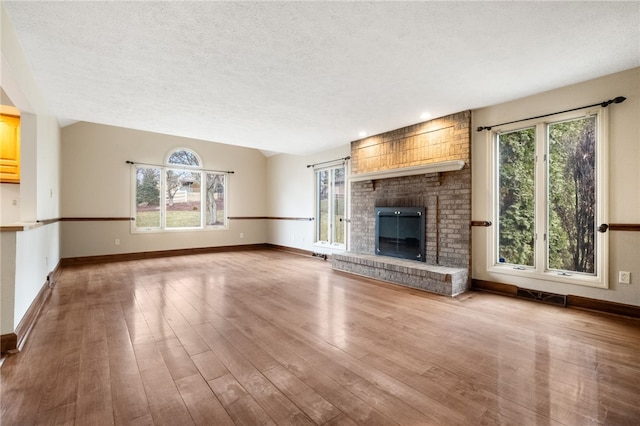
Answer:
332, 111, 471, 296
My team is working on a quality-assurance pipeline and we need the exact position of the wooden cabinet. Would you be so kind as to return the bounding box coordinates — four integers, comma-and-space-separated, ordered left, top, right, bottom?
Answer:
0, 113, 20, 183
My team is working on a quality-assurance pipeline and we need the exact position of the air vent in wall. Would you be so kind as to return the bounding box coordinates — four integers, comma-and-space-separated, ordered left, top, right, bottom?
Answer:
516, 288, 567, 307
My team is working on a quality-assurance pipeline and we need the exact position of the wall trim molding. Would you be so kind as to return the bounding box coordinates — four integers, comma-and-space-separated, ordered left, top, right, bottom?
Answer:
1, 261, 62, 356
37, 218, 61, 225
265, 243, 317, 258
62, 243, 324, 267
0, 333, 17, 357
228, 216, 315, 221
61, 217, 133, 222
608, 223, 640, 232
472, 279, 640, 318
60, 244, 270, 266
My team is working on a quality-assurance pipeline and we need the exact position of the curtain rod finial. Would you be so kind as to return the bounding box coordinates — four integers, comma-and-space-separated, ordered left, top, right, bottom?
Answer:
602, 96, 627, 107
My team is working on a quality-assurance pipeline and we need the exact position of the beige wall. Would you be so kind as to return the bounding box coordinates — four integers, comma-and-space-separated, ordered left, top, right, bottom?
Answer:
266, 145, 350, 253
472, 67, 640, 306
60, 122, 268, 258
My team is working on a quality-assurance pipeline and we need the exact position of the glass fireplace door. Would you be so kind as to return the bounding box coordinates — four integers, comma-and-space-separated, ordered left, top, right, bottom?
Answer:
375, 207, 425, 261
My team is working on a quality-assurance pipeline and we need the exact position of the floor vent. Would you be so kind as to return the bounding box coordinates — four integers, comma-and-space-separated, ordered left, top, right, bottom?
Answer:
516, 288, 567, 307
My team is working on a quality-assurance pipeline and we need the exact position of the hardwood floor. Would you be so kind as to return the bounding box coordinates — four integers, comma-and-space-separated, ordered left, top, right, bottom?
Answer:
2, 249, 640, 425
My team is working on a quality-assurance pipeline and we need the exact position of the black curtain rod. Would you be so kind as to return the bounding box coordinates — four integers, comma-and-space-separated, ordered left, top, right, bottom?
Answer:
476, 96, 626, 132
306, 156, 351, 168
125, 160, 234, 174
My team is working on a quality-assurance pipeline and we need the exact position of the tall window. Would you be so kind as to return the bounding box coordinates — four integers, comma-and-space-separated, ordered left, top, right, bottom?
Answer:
493, 109, 607, 287
133, 149, 226, 231
316, 165, 345, 247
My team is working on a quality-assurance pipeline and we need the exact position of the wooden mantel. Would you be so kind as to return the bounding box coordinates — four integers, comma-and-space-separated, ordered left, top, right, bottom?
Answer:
347, 160, 465, 182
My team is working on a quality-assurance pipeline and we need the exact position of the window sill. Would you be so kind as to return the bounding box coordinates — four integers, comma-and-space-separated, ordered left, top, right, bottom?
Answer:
488, 265, 607, 289
132, 225, 229, 234
313, 242, 346, 250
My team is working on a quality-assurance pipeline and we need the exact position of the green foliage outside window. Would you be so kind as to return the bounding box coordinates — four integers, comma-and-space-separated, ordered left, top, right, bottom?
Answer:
317, 166, 345, 246
134, 149, 226, 231
497, 116, 597, 275
498, 128, 535, 266
548, 117, 596, 274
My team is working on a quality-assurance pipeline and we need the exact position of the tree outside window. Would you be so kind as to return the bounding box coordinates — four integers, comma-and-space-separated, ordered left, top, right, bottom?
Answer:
494, 111, 606, 285
133, 149, 227, 231
316, 165, 345, 247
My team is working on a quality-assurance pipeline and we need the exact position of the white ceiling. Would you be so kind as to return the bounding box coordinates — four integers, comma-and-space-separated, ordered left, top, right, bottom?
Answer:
3, 1, 639, 156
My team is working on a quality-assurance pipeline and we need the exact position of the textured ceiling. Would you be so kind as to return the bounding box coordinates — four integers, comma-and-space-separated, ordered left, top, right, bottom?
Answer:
3, 1, 639, 156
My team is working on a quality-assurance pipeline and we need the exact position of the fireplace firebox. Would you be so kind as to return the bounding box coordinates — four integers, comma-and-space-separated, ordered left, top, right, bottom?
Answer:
375, 207, 426, 262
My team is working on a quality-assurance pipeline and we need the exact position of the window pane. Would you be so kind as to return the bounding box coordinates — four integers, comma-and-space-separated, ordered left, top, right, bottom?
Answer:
205, 174, 225, 226
135, 167, 161, 229
317, 170, 329, 242
167, 149, 199, 166
497, 128, 535, 266
332, 167, 345, 245
548, 116, 597, 274
166, 169, 201, 228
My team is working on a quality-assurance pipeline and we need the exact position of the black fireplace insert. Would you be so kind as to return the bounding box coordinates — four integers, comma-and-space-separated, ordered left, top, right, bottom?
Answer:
375, 206, 425, 261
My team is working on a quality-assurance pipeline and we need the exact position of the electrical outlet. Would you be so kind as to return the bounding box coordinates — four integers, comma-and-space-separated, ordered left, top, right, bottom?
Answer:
240, 233, 244, 239
115, 238, 120, 246
619, 271, 631, 284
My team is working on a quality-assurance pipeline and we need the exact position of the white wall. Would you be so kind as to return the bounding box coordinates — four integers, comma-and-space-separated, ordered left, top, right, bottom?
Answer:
1, 3, 62, 334
36, 115, 61, 221
14, 224, 59, 327
0, 184, 20, 223
60, 122, 268, 258
472, 67, 640, 306
0, 232, 17, 334
266, 145, 350, 254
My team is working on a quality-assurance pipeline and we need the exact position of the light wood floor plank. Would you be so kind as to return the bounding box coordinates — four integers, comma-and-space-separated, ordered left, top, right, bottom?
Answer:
1, 249, 639, 426
175, 373, 235, 426
193, 322, 316, 426
103, 301, 152, 424
75, 304, 115, 425
209, 373, 276, 426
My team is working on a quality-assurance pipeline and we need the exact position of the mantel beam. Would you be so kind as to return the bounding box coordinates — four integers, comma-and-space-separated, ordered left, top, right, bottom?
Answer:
347, 160, 465, 182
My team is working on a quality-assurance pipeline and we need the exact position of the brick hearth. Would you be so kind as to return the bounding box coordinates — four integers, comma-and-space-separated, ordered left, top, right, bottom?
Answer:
332, 253, 469, 296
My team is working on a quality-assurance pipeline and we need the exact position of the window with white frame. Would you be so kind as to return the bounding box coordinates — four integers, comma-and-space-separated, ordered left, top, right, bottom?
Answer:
133, 148, 227, 231
492, 108, 608, 287
316, 165, 345, 247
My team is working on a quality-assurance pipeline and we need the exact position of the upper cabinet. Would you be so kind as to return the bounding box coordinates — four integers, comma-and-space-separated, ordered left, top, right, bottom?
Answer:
0, 113, 20, 183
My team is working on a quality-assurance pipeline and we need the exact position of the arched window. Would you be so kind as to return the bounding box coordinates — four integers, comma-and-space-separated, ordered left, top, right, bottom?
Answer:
167, 149, 200, 167
133, 148, 226, 231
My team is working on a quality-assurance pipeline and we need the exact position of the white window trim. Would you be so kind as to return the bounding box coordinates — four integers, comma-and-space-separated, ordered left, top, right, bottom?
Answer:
131, 149, 228, 233
487, 107, 609, 289
314, 163, 347, 250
